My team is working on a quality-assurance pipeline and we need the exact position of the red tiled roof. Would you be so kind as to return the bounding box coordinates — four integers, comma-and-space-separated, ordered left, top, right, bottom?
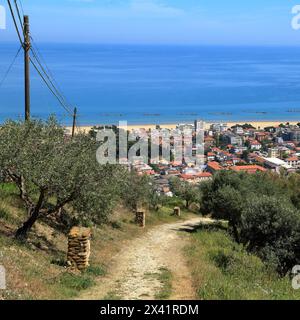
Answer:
286, 157, 299, 162
180, 172, 212, 180
207, 161, 222, 171
205, 136, 215, 141
231, 165, 266, 173
256, 132, 267, 136
250, 140, 261, 145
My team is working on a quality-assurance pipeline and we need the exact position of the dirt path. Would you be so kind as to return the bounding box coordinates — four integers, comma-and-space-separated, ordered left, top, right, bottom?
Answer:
79, 217, 212, 300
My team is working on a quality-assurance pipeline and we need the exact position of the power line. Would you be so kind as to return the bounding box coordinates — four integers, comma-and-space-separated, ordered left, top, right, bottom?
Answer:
6, 0, 23, 45
14, 0, 24, 33
30, 39, 73, 114
7, 0, 78, 123
30, 46, 73, 115
14, 0, 74, 117
0, 45, 22, 89
17, 0, 25, 17
30, 58, 73, 116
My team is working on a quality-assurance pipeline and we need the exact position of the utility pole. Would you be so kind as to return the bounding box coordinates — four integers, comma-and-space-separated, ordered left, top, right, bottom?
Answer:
24, 15, 30, 121
72, 107, 77, 138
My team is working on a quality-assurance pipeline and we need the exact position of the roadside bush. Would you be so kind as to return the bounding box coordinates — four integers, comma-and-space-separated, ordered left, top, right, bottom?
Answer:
187, 228, 299, 300
241, 196, 300, 274
199, 171, 300, 275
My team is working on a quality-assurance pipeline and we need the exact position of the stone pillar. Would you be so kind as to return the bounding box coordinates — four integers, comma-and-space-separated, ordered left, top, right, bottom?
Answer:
67, 227, 91, 271
135, 211, 146, 228
174, 207, 181, 217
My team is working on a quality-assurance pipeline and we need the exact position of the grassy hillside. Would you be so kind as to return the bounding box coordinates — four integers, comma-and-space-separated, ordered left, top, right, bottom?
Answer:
186, 223, 300, 300
0, 183, 191, 300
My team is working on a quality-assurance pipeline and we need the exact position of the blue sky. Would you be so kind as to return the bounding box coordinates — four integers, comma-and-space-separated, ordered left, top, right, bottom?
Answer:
1, 0, 300, 45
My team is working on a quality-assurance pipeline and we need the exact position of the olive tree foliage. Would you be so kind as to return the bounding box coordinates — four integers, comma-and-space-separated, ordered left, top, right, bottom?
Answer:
200, 172, 247, 242
0, 118, 126, 239
169, 176, 200, 209
121, 172, 154, 211
241, 196, 300, 275
199, 171, 300, 274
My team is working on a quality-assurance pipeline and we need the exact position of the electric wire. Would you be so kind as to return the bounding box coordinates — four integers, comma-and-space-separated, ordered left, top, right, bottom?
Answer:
0, 45, 22, 88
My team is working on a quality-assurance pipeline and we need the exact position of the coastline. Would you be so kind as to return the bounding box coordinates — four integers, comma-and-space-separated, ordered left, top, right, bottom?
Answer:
66, 120, 299, 134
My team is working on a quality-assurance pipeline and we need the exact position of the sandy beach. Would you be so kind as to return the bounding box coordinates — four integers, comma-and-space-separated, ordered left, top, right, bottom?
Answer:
66, 120, 299, 134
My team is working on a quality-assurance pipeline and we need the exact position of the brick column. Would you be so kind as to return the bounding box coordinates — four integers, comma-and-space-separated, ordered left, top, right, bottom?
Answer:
67, 227, 91, 271
135, 211, 146, 228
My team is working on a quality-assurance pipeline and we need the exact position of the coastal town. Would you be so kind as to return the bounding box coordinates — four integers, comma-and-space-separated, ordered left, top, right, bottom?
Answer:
123, 121, 300, 197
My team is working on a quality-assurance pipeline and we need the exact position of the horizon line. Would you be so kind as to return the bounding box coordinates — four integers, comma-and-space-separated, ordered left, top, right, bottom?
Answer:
3, 40, 300, 48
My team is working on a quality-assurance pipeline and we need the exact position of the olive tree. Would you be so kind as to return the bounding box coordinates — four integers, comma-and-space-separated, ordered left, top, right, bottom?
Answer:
241, 196, 300, 274
0, 118, 125, 239
121, 172, 153, 211
169, 177, 200, 209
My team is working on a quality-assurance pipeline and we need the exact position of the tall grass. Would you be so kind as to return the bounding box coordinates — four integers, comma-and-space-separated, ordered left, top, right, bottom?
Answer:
186, 225, 300, 300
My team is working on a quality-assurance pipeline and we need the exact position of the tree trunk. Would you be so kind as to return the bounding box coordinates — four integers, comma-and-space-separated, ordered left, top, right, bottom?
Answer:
185, 200, 189, 209
15, 209, 40, 240
231, 223, 240, 243
15, 189, 45, 240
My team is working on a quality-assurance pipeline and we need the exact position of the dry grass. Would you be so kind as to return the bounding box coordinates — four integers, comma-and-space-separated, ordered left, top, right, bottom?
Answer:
0, 186, 190, 300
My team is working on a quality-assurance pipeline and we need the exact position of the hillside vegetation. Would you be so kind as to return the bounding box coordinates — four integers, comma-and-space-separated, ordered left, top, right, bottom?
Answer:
0, 181, 191, 300
199, 171, 300, 275
1, 118, 300, 300
186, 223, 300, 300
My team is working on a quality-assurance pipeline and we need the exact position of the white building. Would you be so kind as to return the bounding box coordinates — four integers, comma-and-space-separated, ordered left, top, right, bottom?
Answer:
268, 148, 279, 158
210, 123, 228, 133
250, 140, 262, 151
263, 157, 293, 173
285, 156, 300, 168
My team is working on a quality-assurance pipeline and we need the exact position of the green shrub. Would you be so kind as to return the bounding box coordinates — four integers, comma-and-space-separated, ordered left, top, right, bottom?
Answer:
241, 196, 300, 274
187, 229, 300, 300
200, 171, 300, 275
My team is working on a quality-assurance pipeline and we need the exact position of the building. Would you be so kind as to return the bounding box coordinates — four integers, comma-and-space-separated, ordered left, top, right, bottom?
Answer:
285, 156, 300, 168
282, 130, 294, 142
263, 157, 293, 173
291, 129, 300, 143
255, 132, 268, 142
223, 132, 243, 146
207, 161, 223, 174
204, 136, 215, 148
230, 165, 267, 174
207, 152, 216, 161
268, 148, 279, 158
176, 123, 194, 131
249, 140, 262, 151
233, 126, 244, 135
194, 120, 205, 133
180, 172, 212, 184
210, 123, 228, 133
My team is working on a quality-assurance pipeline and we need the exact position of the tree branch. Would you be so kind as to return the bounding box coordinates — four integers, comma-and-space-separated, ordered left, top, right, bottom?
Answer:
42, 191, 76, 216
4, 169, 34, 210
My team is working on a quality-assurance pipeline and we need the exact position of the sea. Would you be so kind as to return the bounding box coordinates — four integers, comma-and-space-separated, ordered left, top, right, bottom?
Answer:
1, 43, 300, 126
